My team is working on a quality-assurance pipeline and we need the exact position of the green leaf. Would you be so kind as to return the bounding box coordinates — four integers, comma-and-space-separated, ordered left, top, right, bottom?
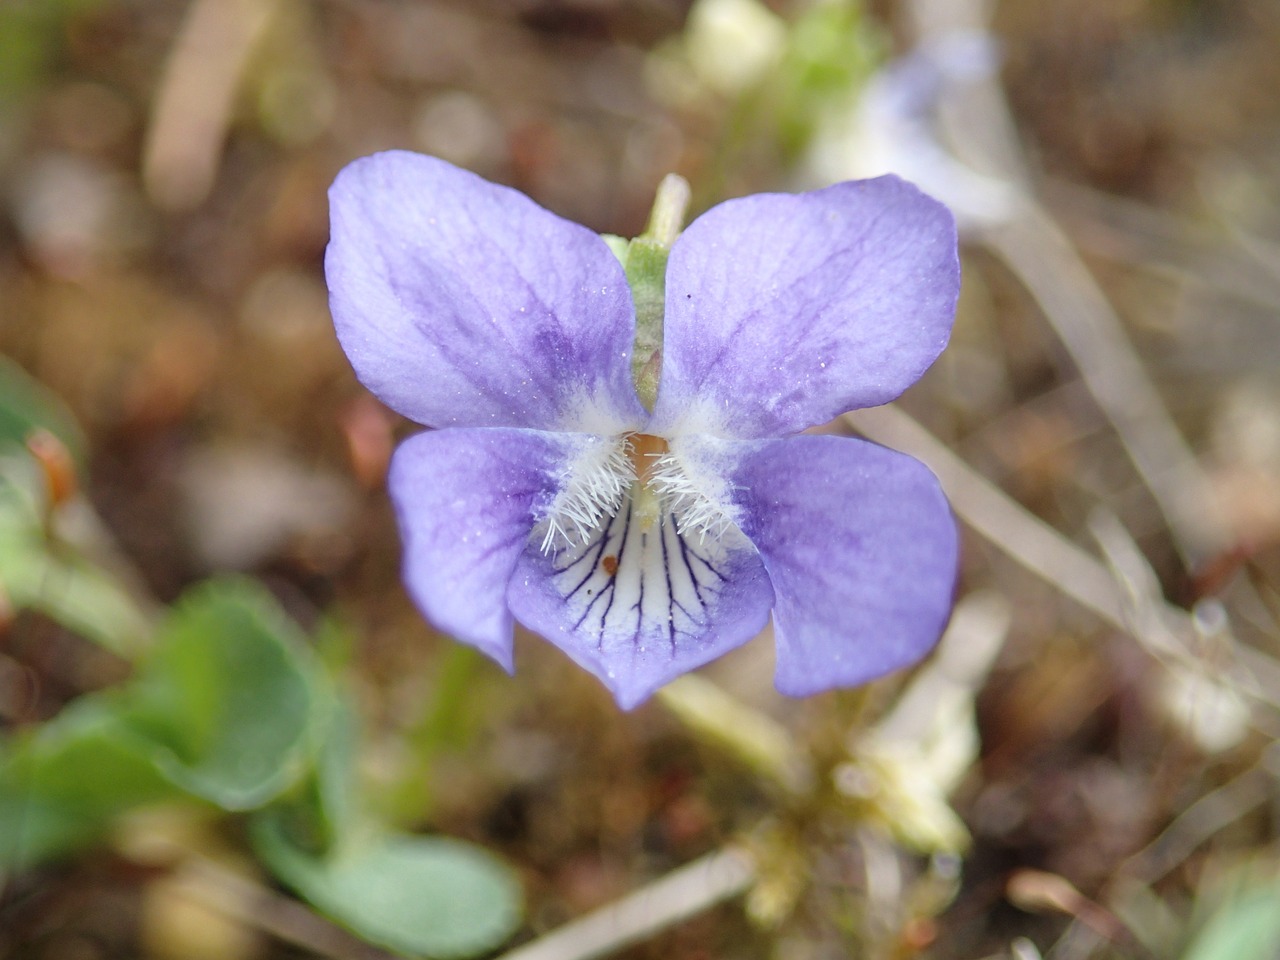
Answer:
0, 700, 179, 867
309, 691, 359, 850
0, 355, 85, 462
0, 0, 104, 99
0, 361, 152, 657
1182, 879, 1280, 960
0, 457, 152, 657
123, 578, 320, 810
0, 577, 329, 867
254, 813, 522, 959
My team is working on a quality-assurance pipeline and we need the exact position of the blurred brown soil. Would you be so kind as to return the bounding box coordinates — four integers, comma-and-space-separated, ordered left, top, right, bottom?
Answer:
2, 1, 1280, 958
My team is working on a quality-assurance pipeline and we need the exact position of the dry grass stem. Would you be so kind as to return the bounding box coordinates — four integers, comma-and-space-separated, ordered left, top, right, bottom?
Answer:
494, 848, 756, 960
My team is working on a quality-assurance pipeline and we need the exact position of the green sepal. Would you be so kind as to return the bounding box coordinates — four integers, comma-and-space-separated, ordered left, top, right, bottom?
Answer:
624, 237, 669, 410
619, 173, 691, 410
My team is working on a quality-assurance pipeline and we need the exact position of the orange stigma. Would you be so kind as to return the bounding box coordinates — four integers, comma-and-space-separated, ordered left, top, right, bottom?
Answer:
626, 433, 670, 531
626, 433, 669, 486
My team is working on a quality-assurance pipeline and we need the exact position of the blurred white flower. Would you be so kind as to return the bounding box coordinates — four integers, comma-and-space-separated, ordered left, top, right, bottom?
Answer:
837, 593, 1011, 855
1159, 661, 1251, 754
805, 29, 1020, 231
684, 0, 786, 96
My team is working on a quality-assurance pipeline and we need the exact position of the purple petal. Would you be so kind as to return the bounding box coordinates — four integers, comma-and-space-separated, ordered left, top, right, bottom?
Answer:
389, 427, 603, 671
327, 151, 646, 432
700, 433, 957, 695
649, 176, 959, 439
507, 506, 775, 709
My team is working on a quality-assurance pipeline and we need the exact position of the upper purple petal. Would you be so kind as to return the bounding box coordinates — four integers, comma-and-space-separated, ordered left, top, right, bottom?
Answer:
327, 151, 647, 433
649, 176, 959, 439
389, 427, 600, 671
698, 433, 957, 695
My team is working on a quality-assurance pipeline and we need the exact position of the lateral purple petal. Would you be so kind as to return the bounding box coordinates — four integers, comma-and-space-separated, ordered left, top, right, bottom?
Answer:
507, 514, 775, 709
711, 434, 957, 695
327, 151, 646, 432
650, 176, 959, 439
388, 427, 596, 672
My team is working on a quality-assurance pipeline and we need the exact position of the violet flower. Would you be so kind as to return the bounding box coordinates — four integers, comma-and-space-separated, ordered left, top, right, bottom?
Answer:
327, 151, 959, 709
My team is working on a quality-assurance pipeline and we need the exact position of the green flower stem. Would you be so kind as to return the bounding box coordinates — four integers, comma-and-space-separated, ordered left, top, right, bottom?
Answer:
625, 173, 691, 411
657, 675, 813, 795
644, 172, 692, 248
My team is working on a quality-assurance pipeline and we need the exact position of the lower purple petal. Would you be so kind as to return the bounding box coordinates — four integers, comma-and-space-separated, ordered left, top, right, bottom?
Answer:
704, 434, 957, 695
507, 506, 774, 709
388, 428, 597, 671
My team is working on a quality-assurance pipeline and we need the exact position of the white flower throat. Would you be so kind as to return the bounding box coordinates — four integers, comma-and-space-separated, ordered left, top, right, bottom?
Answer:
539, 433, 734, 553
536, 433, 749, 653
